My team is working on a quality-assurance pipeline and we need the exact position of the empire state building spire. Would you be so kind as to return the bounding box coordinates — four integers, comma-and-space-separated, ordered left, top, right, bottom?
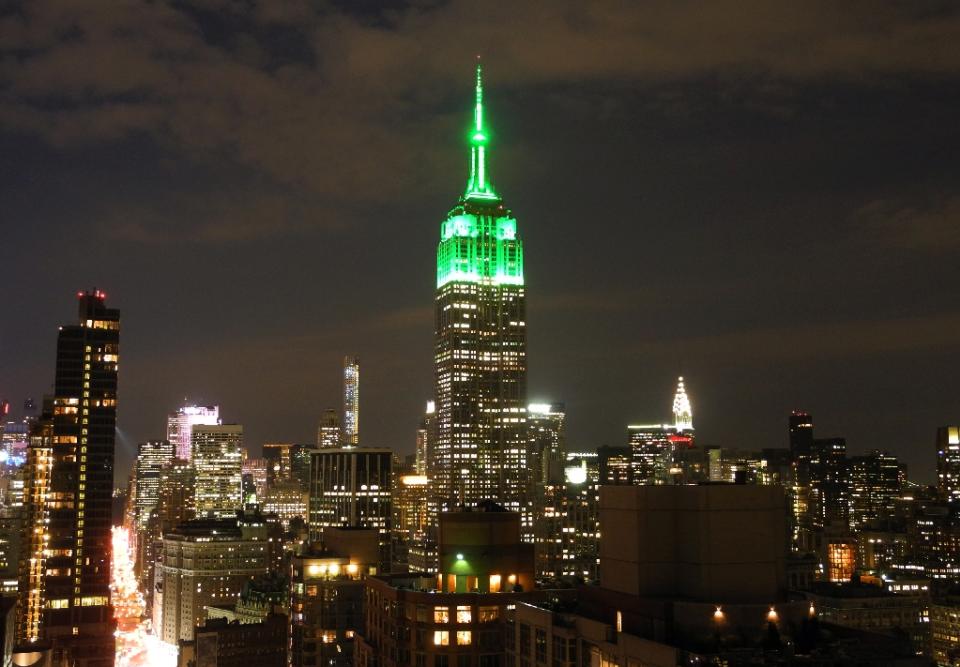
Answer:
465, 57, 498, 201
673, 376, 693, 432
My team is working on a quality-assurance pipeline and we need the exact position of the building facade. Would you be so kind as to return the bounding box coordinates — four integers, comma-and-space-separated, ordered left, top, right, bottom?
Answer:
166, 404, 219, 462
193, 424, 244, 519
307, 447, 393, 570
343, 357, 360, 447
17, 290, 120, 666
432, 63, 529, 536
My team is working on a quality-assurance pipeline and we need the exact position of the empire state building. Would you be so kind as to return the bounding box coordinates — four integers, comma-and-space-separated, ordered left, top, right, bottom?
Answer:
433, 62, 529, 529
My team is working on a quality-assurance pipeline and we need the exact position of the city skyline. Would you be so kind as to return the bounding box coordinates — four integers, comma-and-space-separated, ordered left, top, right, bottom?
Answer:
3, 3, 960, 486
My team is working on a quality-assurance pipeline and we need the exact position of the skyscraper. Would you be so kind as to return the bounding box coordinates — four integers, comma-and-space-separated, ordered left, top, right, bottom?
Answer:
192, 424, 244, 519
415, 400, 435, 476
672, 376, 693, 431
18, 290, 119, 665
134, 439, 175, 532
307, 447, 393, 570
937, 426, 960, 502
342, 356, 360, 447
433, 61, 528, 523
166, 403, 220, 461
317, 408, 341, 449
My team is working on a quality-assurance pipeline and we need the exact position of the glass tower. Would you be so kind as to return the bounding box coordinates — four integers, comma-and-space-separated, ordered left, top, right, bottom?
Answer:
343, 356, 360, 446
433, 62, 529, 527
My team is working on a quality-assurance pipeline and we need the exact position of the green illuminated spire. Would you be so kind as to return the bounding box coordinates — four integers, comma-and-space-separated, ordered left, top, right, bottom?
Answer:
465, 58, 498, 201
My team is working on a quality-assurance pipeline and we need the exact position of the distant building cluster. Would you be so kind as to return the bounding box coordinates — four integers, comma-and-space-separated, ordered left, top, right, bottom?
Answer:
2, 63, 960, 667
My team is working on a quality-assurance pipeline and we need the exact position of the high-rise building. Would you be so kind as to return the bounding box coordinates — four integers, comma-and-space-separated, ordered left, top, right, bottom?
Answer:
849, 450, 902, 531
263, 442, 295, 484
393, 474, 435, 572
157, 512, 269, 645
672, 376, 693, 432
141, 458, 195, 614
433, 62, 528, 526
342, 357, 360, 447
17, 290, 119, 665
192, 424, 243, 519
307, 447, 393, 570
937, 426, 960, 502
133, 439, 175, 533
415, 401, 435, 476
317, 408, 341, 449
535, 452, 600, 582
166, 403, 219, 461
528, 402, 566, 486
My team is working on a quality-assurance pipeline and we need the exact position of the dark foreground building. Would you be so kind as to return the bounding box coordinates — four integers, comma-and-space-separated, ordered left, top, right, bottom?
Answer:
18, 291, 119, 666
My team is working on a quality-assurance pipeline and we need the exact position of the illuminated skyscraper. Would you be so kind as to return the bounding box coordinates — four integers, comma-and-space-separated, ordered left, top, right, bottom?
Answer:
528, 402, 566, 485
672, 376, 693, 431
937, 426, 960, 502
307, 447, 393, 570
415, 401, 435, 476
317, 408, 341, 449
134, 439, 175, 532
18, 290, 119, 665
166, 403, 219, 461
433, 62, 528, 524
343, 356, 360, 446
193, 424, 244, 519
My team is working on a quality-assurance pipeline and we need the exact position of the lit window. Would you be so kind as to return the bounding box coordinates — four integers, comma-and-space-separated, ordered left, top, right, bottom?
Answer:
457, 606, 472, 623
456, 630, 472, 645
434, 606, 449, 623
434, 631, 449, 646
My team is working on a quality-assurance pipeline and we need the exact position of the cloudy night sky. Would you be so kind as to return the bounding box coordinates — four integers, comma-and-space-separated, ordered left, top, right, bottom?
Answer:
1, 1, 959, 484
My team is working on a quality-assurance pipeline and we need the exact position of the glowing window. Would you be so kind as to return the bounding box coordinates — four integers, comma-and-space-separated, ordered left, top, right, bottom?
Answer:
456, 630, 472, 645
434, 631, 449, 646
457, 606, 472, 623
434, 606, 449, 623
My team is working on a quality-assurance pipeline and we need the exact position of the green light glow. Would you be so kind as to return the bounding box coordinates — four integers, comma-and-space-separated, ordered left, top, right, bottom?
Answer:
465, 60, 497, 201
437, 210, 524, 288
438, 62, 523, 289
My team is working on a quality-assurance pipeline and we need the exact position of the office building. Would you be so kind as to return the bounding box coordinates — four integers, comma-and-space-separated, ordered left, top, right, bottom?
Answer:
262, 479, 307, 529
597, 445, 632, 485
938, 426, 960, 503
527, 402, 565, 486
158, 512, 270, 645
133, 439, 175, 532
141, 458, 195, 613
307, 447, 392, 569
17, 290, 119, 665
193, 424, 243, 519
432, 63, 529, 531
415, 401, 435, 476
263, 442, 296, 485
672, 376, 693, 431
534, 452, 600, 582
241, 457, 268, 502
393, 474, 435, 572
317, 409, 341, 449
342, 357, 360, 446
166, 403, 220, 461
849, 450, 903, 531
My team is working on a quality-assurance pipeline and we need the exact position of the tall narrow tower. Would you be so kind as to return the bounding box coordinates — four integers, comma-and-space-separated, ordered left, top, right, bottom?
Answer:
433, 61, 528, 526
19, 290, 119, 665
672, 376, 693, 432
343, 356, 360, 447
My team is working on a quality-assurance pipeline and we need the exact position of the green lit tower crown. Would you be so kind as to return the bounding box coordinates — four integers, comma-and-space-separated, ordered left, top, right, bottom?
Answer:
433, 61, 530, 533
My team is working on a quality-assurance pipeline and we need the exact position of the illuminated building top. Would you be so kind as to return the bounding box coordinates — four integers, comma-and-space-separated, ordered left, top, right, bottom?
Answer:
672, 376, 693, 432
437, 60, 524, 288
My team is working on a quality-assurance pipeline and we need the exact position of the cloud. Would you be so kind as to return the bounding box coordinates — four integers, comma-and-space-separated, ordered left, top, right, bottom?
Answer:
2, 1, 960, 241
855, 197, 960, 251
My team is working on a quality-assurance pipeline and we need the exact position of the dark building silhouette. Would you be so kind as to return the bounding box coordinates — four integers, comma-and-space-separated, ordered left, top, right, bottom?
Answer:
18, 290, 119, 666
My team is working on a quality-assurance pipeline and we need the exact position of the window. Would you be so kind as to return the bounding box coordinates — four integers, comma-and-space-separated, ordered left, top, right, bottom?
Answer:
434, 630, 450, 646
520, 624, 531, 655
417, 605, 429, 622
457, 630, 472, 646
435, 606, 450, 623
457, 605, 472, 623
479, 606, 500, 622
535, 629, 546, 663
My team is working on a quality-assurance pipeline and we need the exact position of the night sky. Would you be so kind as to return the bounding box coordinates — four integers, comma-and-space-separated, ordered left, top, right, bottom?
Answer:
2, 2, 959, 484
